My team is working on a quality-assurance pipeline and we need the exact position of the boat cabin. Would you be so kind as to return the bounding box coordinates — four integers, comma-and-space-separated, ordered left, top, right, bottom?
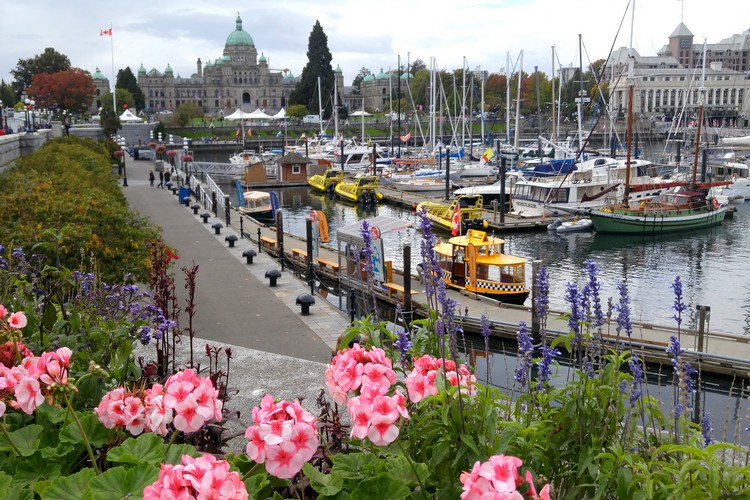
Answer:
433, 229, 529, 305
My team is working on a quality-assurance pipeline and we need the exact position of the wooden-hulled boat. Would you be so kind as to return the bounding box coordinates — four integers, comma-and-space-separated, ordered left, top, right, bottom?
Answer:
334, 175, 384, 204
416, 195, 488, 234
433, 229, 529, 305
239, 190, 276, 222
308, 168, 344, 193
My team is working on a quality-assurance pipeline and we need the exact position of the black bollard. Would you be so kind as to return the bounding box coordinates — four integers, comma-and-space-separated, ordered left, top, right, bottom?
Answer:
296, 293, 315, 315
201, 212, 211, 223
243, 249, 257, 264
225, 234, 238, 247
265, 268, 281, 287
192, 204, 200, 215
183, 197, 191, 208
212, 222, 223, 235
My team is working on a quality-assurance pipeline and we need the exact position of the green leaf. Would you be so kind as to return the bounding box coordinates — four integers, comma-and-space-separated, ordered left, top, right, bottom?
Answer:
41, 468, 97, 500
164, 443, 202, 464
13, 452, 62, 484
0, 424, 43, 457
384, 456, 430, 487
107, 434, 165, 466
351, 474, 411, 499
87, 465, 159, 500
59, 412, 114, 448
331, 452, 381, 479
302, 462, 344, 496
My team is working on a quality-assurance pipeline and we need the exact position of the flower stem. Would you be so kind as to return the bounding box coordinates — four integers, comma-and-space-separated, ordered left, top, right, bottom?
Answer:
0, 420, 22, 456
63, 393, 100, 474
240, 462, 263, 481
165, 429, 180, 457
396, 436, 424, 492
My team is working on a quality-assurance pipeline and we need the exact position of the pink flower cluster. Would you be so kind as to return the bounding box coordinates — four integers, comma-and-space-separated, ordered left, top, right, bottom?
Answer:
95, 369, 222, 436
245, 394, 319, 479
326, 344, 409, 446
325, 343, 396, 405
0, 346, 73, 417
143, 453, 247, 500
0, 305, 27, 330
405, 354, 478, 403
460, 454, 551, 500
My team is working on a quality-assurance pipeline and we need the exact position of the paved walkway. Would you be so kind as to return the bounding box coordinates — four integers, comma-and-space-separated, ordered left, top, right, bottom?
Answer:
121, 155, 349, 364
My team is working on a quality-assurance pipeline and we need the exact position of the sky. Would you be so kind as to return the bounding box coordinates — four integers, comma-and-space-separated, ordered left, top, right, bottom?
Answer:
2, 0, 749, 96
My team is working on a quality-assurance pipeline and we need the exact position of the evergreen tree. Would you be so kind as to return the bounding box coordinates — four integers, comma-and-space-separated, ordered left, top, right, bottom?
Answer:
289, 21, 335, 119
116, 67, 146, 112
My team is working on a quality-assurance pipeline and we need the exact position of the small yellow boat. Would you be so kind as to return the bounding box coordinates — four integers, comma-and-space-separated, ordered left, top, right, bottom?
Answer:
308, 168, 344, 193
433, 229, 529, 305
417, 195, 487, 234
334, 175, 384, 204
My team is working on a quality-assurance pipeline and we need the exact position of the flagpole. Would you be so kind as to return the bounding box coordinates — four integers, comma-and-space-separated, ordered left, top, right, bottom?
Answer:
110, 22, 116, 116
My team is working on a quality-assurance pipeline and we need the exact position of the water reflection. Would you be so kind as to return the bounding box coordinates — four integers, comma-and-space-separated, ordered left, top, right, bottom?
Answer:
235, 183, 750, 335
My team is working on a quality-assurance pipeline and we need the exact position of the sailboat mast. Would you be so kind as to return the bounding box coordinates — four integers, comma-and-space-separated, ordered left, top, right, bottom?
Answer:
577, 34, 585, 153
623, 1, 636, 207
551, 46, 556, 142
692, 40, 707, 188
514, 51, 523, 155
506, 52, 512, 144
317, 76, 324, 137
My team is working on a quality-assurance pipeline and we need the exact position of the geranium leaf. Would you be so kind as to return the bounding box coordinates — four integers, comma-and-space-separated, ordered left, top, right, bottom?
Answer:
87, 465, 159, 500
59, 413, 113, 448
351, 474, 411, 499
41, 468, 96, 500
302, 462, 344, 496
384, 456, 430, 487
164, 443, 201, 464
0, 424, 43, 457
331, 452, 380, 479
107, 434, 165, 465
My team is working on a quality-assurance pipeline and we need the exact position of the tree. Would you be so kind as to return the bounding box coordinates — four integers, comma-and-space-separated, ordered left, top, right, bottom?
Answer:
100, 88, 135, 114
409, 59, 427, 75
11, 48, 71, 100
172, 101, 204, 127
100, 106, 120, 138
31, 68, 95, 113
289, 21, 335, 119
352, 67, 372, 94
286, 104, 308, 122
116, 67, 145, 112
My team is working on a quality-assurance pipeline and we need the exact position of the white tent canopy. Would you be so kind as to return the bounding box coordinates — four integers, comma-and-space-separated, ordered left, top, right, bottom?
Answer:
247, 108, 272, 120
272, 108, 286, 120
225, 108, 252, 121
119, 109, 142, 122
349, 110, 371, 117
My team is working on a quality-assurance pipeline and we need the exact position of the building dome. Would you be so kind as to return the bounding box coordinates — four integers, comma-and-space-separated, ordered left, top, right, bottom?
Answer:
363, 74, 375, 82
204, 59, 213, 67
226, 15, 254, 46
165, 63, 173, 74
215, 57, 224, 65
137, 64, 146, 74
400, 72, 413, 80
334, 65, 343, 74
283, 70, 295, 80
92, 67, 107, 80
259, 53, 267, 63
375, 68, 389, 80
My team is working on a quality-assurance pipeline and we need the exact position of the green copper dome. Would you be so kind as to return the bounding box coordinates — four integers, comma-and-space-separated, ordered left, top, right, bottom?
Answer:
334, 65, 342, 74
375, 68, 389, 80
363, 74, 375, 82
258, 53, 267, 63
91, 67, 106, 80
164, 63, 173, 74
137, 63, 146, 74
226, 15, 254, 46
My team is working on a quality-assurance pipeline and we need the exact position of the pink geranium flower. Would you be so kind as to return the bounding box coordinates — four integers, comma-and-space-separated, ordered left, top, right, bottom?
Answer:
174, 397, 205, 433
265, 441, 304, 479
460, 455, 550, 500
14, 376, 44, 414
144, 454, 247, 500
7, 311, 27, 329
0, 304, 8, 319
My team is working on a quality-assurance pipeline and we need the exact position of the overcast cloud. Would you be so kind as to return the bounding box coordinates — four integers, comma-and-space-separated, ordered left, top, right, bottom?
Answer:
1, 0, 748, 91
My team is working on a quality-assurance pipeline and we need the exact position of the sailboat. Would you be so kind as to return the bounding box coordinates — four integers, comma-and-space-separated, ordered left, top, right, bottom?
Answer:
587, 12, 727, 234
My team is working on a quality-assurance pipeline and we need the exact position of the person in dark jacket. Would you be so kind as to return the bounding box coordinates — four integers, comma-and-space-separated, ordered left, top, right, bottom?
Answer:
149, 171, 155, 187
158, 170, 164, 188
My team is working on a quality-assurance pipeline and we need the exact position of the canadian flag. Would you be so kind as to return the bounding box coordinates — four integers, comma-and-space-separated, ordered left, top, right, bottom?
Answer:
451, 202, 461, 236
400, 131, 411, 142
100, 28, 112, 36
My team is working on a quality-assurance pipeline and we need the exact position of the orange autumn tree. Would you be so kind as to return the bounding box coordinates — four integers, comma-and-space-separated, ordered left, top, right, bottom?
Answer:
30, 68, 95, 114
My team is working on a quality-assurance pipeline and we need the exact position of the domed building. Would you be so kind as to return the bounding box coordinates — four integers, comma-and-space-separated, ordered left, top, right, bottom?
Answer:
137, 14, 297, 116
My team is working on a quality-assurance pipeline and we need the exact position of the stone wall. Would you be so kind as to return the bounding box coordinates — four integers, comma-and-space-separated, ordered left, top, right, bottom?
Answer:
0, 129, 56, 170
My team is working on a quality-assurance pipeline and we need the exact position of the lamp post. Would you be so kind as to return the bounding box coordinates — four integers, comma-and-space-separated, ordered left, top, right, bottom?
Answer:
120, 137, 128, 187
25, 99, 36, 131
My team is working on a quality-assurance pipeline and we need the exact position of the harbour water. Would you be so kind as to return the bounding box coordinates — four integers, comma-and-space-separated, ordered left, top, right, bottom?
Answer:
240, 185, 749, 337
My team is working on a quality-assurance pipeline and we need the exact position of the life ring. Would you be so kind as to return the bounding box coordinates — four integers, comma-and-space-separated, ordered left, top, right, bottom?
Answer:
712, 198, 719, 210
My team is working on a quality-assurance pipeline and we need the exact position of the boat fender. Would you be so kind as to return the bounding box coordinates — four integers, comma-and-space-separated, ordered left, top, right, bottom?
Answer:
585, 178, 591, 183
732, 173, 737, 182
572, 179, 580, 184
712, 198, 719, 210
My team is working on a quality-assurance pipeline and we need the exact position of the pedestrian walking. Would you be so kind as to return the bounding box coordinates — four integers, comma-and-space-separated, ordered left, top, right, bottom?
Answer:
149, 171, 155, 187
164, 169, 171, 185
158, 170, 164, 188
